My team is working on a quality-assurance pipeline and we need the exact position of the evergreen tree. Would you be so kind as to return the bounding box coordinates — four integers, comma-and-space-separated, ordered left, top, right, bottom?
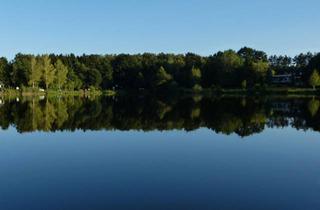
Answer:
0, 57, 10, 87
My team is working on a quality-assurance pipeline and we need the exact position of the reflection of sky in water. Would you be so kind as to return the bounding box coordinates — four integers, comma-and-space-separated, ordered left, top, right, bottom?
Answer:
0, 127, 319, 209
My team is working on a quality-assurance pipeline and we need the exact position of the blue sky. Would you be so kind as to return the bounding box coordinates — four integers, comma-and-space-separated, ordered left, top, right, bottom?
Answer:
0, 0, 319, 59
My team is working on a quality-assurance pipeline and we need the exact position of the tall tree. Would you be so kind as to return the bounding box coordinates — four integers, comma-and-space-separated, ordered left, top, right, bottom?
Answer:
238, 47, 269, 86
41, 55, 56, 89
28, 56, 42, 88
294, 53, 313, 68
12, 54, 31, 87
0, 57, 10, 87
208, 50, 243, 87
54, 60, 68, 90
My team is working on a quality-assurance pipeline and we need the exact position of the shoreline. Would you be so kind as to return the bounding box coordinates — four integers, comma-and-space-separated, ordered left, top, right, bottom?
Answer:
0, 87, 319, 98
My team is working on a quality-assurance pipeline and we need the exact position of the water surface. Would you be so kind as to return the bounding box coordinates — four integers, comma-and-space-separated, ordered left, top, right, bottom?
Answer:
0, 96, 319, 210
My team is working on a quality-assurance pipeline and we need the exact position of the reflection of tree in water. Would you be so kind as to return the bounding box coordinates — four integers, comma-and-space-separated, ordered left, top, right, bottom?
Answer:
0, 96, 319, 137
308, 99, 320, 117
43, 100, 57, 131
55, 99, 69, 128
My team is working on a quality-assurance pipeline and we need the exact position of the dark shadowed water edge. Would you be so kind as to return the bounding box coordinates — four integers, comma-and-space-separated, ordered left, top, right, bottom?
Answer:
0, 95, 320, 210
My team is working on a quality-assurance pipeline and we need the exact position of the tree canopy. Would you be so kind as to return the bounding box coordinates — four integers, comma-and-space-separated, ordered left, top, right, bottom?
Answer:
0, 48, 319, 91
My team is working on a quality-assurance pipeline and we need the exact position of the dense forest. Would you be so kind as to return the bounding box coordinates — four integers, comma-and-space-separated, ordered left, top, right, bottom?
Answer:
1, 47, 320, 91
0, 96, 319, 136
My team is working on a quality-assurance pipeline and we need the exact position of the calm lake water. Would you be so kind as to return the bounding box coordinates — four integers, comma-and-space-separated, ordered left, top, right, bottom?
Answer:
0, 96, 320, 210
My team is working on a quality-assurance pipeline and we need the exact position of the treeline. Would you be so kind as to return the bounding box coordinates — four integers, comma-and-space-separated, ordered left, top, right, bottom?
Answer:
0, 47, 320, 90
0, 96, 319, 136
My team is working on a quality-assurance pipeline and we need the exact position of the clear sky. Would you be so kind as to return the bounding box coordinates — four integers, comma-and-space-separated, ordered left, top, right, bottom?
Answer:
0, 0, 319, 59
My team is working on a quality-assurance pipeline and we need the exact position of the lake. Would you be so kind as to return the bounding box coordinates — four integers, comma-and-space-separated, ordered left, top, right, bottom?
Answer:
0, 95, 319, 210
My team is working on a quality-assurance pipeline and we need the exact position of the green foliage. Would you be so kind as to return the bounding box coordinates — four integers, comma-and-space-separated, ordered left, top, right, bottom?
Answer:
41, 55, 56, 89
203, 50, 243, 87
54, 60, 69, 90
189, 67, 202, 87
220, 50, 244, 70
238, 47, 268, 63
191, 67, 201, 80
65, 69, 82, 90
0, 57, 10, 87
12, 54, 31, 87
251, 60, 269, 73
27, 56, 42, 88
0, 48, 320, 91
87, 69, 102, 88
155, 66, 172, 87
249, 60, 269, 85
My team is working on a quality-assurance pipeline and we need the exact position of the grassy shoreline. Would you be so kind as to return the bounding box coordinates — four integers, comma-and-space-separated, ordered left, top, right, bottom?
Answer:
0, 89, 117, 98
0, 87, 319, 98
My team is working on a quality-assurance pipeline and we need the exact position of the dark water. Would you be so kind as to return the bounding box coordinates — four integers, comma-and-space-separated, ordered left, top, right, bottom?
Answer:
0, 96, 320, 210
